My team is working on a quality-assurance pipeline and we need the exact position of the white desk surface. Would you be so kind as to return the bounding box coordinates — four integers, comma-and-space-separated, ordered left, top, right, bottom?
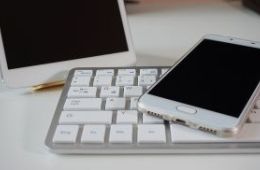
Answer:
1, 0, 260, 169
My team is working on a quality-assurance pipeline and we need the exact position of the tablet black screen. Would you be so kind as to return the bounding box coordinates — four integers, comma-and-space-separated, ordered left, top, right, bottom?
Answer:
0, 0, 128, 69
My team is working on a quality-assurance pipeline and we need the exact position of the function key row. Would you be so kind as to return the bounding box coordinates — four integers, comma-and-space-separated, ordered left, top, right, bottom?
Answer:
74, 68, 169, 77
71, 75, 158, 87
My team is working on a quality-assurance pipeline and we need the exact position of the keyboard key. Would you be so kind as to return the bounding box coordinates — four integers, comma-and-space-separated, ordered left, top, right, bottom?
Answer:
138, 75, 156, 86
100, 86, 120, 97
160, 68, 169, 76
140, 68, 158, 75
71, 76, 91, 86
118, 69, 136, 76
255, 100, 260, 109
96, 69, 114, 76
105, 98, 126, 110
249, 109, 260, 123
74, 70, 93, 77
59, 111, 113, 124
64, 98, 102, 110
67, 87, 97, 98
53, 125, 79, 143
130, 97, 139, 110
143, 114, 164, 124
93, 76, 113, 86
115, 75, 135, 86
138, 124, 166, 143
124, 86, 143, 97
170, 123, 260, 143
109, 125, 133, 143
116, 110, 138, 124
81, 125, 106, 143
146, 85, 151, 90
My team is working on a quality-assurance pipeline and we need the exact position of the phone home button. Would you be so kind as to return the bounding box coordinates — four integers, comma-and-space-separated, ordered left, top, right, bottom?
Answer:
176, 106, 197, 114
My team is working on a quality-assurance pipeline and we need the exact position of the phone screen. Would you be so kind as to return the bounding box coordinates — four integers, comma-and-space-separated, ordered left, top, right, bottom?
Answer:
149, 39, 260, 118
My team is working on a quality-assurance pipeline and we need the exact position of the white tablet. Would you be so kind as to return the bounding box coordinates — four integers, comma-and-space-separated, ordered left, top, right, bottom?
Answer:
0, 0, 136, 87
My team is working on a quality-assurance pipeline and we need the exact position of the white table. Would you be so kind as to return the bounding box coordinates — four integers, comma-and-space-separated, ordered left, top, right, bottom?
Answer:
1, 0, 260, 169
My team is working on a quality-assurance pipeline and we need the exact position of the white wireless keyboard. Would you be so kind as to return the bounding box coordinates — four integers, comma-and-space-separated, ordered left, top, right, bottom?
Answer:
45, 66, 260, 154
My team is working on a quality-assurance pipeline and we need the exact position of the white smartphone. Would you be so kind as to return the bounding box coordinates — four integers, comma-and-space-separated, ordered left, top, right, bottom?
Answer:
138, 34, 260, 137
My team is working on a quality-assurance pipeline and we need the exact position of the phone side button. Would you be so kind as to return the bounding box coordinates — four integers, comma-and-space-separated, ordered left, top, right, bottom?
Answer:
176, 106, 197, 114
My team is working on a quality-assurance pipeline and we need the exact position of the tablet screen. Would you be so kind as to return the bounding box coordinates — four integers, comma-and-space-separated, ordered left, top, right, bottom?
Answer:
0, 0, 128, 69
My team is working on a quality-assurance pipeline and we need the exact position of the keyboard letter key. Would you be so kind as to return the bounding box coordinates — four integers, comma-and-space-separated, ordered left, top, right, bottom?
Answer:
116, 75, 135, 86
116, 110, 138, 124
93, 76, 113, 86
124, 86, 143, 97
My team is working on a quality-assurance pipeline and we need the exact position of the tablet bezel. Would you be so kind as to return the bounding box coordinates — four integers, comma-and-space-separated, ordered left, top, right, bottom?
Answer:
0, 0, 136, 87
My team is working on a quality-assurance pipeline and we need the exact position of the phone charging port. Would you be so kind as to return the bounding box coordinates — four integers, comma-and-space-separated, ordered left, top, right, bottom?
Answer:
175, 119, 186, 125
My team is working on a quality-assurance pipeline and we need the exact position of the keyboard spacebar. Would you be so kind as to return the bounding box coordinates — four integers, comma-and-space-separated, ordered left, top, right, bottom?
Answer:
64, 98, 102, 110
59, 111, 113, 124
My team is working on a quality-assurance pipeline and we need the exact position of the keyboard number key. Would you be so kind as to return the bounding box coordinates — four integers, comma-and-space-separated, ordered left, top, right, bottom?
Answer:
74, 70, 93, 76
71, 76, 91, 86
96, 69, 114, 76
140, 69, 158, 75
118, 69, 136, 76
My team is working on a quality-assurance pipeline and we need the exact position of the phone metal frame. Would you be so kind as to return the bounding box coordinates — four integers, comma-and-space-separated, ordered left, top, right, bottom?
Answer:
0, 0, 136, 87
138, 34, 260, 137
